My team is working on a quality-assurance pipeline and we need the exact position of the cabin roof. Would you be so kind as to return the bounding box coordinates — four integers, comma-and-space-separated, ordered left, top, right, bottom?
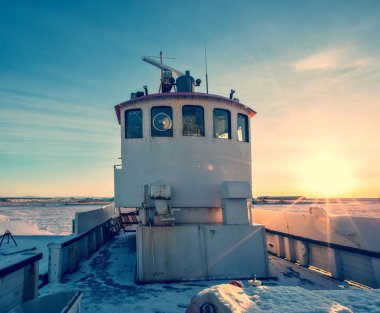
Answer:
114, 92, 256, 125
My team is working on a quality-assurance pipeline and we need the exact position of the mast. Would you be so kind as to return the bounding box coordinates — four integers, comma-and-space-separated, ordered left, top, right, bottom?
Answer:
159, 51, 163, 93
204, 43, 209, 94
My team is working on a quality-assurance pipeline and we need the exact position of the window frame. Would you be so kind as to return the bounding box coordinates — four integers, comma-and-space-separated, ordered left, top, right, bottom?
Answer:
151, 106, 174, 137
213, 108, 231, 139
237, 113, 249, 143
125, 108, 143, 139
182, 105, 205, 137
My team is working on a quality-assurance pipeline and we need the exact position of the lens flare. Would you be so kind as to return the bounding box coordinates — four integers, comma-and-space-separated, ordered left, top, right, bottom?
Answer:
298, 153, 355, 197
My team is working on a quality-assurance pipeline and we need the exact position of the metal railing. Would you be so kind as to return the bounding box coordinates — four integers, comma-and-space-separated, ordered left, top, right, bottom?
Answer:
265, 228, 380, 288
48, 215, 119, 283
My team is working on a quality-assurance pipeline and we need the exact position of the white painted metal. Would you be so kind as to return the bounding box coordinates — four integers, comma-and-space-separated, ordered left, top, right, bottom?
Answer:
153, 200, 169, 215
147, 184, 171, 200
74, 204, 115, 235
144, 184, 171, 217
115, 95, 253, 209
136, 224, 269, 282
254, 208, 380, 287
295, 240, 309, 266
0, 253, 40, 313
220, 181, 252, 199
340, 251, 377, 286
253, 208, 380, 253
0, 269, 24, 312
222, 199, 250, 225
221, 181, 252, 225
48, 213, 116, 283
171, 207, 222, 225
114, 166, 124, 208
142, 56, 184, 76
309, 244, 330, 271
114, 91, 267, 283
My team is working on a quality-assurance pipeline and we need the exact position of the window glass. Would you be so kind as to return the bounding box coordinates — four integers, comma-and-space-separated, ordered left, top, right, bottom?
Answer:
182, 105, 205, 136
125, 109, 143, 139
237, 113, 249, 142
213, 109, 231, 139
151, 106, 173, 137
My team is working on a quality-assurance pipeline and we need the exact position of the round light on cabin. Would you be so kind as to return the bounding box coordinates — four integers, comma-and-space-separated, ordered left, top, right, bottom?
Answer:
153, 113, 173, 131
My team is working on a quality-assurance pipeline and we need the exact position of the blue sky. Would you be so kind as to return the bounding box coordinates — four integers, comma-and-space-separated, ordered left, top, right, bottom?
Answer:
1, 0, 379, 197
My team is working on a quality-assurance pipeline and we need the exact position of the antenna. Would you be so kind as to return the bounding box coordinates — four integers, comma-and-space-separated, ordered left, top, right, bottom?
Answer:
142, 56, 184, 77
204, 43, 209, 94
142, 52, 202, 93
143, 52, 184, 93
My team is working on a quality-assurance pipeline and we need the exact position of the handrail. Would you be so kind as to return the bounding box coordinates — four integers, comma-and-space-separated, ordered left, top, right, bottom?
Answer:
48, 213, 119, 283
266, 229, 380, 258
0, 252, 42, 278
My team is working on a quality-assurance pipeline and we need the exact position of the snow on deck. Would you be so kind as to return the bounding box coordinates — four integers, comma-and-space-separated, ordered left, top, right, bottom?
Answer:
38, 233, 363, 312
0, 235, 64, 274
188, 283, 380, 312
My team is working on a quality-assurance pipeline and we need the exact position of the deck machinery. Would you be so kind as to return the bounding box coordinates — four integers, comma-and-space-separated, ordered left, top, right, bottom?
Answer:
114, 55, 269, 282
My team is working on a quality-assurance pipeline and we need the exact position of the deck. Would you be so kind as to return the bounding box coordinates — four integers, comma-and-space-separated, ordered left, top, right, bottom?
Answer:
39, 233, 348, 312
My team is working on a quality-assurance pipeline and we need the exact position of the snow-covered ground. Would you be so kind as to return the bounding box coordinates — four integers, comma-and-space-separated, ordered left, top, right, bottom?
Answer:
0, 204, 104, 235
39, 233, 375, 313
1, 199, 379, 238
0, 204, 102, 275
255, 198, 380, 217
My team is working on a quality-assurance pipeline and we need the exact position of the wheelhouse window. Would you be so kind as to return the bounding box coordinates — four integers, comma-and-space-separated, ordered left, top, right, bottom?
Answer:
213, 109, 231, 139
237, 113, 249, 142
182, 105, 205, 137
125, 109, 143, 139
151, 106, 173, 137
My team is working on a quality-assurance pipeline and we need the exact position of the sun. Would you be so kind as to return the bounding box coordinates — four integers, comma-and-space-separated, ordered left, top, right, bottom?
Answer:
298, 153, 355, 197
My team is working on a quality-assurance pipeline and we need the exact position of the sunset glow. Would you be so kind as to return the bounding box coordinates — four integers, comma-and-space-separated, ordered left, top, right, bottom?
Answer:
298, 153, 356, 197
1, 1, 379, 198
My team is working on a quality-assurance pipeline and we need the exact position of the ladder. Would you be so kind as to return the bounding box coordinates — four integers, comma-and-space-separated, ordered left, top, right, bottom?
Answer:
117, 208, 138, 232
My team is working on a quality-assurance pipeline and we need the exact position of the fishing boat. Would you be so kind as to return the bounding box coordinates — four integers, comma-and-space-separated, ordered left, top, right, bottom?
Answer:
1, 54, 380, 312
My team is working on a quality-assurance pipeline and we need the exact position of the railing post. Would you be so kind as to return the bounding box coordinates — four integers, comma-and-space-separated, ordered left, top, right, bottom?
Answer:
83, 236, 89, 259
89, 231, 97, 252
97, 226, 104, 246
284, 237, 296, 262
23, 261, 39, 301
328, 248, 343, 279
296, 241, 309, 266
48, 243, 63, 283
275, 235, 285, 257
371, 258, 380, 288
68, 243, 78, 272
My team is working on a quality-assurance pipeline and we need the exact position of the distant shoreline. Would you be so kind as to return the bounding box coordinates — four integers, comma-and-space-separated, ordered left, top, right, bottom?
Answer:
0, 197, 113, 207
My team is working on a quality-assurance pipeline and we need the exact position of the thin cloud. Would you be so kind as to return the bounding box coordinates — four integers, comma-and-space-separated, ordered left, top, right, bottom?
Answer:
294, 49, 374, 71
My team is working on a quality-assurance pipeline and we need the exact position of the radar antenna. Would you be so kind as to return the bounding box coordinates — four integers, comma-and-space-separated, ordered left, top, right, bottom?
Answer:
142, 55, 184, 77
142, 51, 184, 93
